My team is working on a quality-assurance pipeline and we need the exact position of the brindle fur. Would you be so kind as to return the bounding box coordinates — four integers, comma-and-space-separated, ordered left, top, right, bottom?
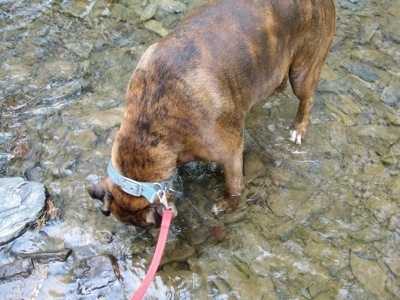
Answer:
87, 0, 336, 227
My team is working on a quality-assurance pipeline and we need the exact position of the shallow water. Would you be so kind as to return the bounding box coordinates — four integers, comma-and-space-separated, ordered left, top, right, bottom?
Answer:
1, 0, 399, 299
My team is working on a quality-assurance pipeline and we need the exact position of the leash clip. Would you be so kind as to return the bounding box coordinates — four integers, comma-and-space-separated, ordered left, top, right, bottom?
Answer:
157, 189, 172, 210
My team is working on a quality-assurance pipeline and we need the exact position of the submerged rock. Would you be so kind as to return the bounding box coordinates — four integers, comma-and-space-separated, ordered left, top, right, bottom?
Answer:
381, 79, 400, 104
350, 252, 392, 298
144, 20, 169, 37
75, 255, 122, 295
0, 258, 33, 284
0, 177, 46, 245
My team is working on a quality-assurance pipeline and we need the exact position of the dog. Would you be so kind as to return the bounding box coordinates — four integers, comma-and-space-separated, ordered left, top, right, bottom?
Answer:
87, 0, 335, 227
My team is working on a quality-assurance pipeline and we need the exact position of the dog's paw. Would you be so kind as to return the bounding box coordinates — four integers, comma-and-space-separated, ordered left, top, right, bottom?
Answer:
212, 195, 240, 216
290, 122, 309, 145
290, 130, 302, 145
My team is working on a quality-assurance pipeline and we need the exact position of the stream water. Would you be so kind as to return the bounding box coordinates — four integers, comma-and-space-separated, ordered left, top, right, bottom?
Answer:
0, 0, 399, 299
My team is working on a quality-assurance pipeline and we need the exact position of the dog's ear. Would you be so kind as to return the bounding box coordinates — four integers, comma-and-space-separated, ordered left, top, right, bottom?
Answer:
86, 178, 112, 216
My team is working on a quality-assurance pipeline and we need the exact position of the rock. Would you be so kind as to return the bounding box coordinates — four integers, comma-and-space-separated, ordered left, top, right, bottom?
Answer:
339, 95, 361, 115
62, 0, 96, 18
381, 143, 400, 166
0, 258, 34, 284
144, 20, 169, 37
383, 252, 400, 277
326, 103, 357, 127
386, 110, 400, 126
382, 16, 400, 43
39, 78, 82, 103
80, 107, 124, 132
244, 155, 267, 180
160, 242, 195, 266
388, 214, 400, 232
360, 22, 379, 45
138, 2, 158, 21
17, 249, 72, 264
156, 0, 186, 13
0, 177, 46, 245
267, 167, 293, 187
350, 252, 391, 298
174, 196, 219, 245
75, 255, 121, 295
350, 49, 397, 73
109, 3, 136, 22
0, 132, 13, 145
10, 230, 56, 254
305, 241, 346, 275
361, 196, 396, 224
350, 225, 390, 243
66, 42, 93, 59
267, 189, 312, 218
344, 63, 379, 82
36, 60, 76, 82
381, 79, 400, 104
69, 128, 97, 149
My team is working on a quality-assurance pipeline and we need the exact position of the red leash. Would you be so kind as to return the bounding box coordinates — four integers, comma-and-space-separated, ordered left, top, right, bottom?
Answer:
131, 209, 174, 300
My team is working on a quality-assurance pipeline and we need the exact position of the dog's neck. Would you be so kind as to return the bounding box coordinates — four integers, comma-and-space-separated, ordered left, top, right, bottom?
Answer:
111, 135, 177, 184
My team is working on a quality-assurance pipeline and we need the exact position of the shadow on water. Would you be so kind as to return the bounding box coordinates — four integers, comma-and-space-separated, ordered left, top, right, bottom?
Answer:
1, 0, 400, 299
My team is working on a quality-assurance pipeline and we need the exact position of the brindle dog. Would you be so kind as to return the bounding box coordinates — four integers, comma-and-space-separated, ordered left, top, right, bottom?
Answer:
87, 0, 335, 227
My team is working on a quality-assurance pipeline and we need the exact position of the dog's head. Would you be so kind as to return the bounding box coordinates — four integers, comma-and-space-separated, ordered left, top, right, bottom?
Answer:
86, 176, 178, 228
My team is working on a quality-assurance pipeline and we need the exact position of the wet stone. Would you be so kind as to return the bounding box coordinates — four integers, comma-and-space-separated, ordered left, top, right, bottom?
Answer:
144, 20, 169, 37
9, 231, 72, 264
0, 177, 46, 245
62, 0, 96, 19
350, 252, 392, 298
0, 258, 33, 284
326, 103, 357, 127
381, 142, 400, 166
351, 49, 398, 73
80, 107, 124, 132
386, 110, 400, 126
244, 154, 268, 180
381, 79, 400, 104
138, 2, 158, 21
160, 242, 195, 267
383, 251, 400, 277
344, 63, 380, 82
157, 0, 186, 13
66, 42, 94, 59
350, 226, 390, 243
388, 215, 400, 232
75, 255, 121, 295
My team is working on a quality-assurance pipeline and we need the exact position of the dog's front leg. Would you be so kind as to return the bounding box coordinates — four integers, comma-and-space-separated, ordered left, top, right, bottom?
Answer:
212, 139, 244, 215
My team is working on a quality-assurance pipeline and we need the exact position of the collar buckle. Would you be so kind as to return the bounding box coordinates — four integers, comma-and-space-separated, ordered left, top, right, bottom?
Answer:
121, 178, 143, 197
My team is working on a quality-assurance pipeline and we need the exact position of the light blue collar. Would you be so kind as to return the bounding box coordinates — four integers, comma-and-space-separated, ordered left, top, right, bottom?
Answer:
107, 161, 179, 203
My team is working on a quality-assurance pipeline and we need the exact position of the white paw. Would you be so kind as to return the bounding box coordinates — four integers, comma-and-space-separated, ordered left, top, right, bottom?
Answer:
290, 130, 302, 145
211, 204, 223, 215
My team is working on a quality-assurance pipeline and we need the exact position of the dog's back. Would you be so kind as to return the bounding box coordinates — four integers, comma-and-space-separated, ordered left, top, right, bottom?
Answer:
89, 0, 336, 226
